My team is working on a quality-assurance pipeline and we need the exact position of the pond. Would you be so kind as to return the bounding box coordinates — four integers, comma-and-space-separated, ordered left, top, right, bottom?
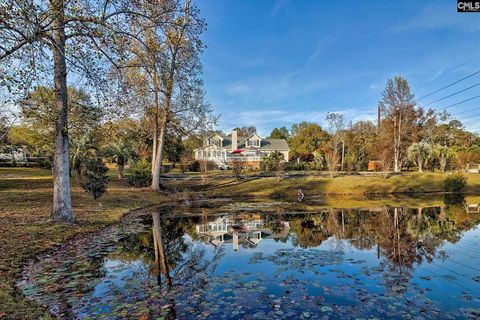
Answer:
19, 196, 480, 319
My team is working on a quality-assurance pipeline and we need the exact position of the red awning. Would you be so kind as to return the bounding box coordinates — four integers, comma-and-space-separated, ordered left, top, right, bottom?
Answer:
231, 149, 244, 154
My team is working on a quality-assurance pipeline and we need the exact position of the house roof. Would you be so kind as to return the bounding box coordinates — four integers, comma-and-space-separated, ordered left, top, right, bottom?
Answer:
206, 132, 224, 140
220, 134, 289, 151
245, 133, 261, 140
195, 133, 289, 151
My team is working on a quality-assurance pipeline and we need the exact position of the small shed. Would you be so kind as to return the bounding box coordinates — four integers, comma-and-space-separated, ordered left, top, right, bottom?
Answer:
368, 160, 381, 171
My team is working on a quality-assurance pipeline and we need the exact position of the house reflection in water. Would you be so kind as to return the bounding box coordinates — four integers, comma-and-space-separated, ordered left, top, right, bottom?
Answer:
195, 215, 290, 251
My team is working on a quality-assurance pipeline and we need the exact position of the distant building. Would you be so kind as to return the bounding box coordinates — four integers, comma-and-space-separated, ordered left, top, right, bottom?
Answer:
194, 129, 290, 169
0, 145, 31, 162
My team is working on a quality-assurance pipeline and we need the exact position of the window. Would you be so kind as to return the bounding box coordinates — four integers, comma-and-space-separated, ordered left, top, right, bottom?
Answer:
247, 138, 260, 147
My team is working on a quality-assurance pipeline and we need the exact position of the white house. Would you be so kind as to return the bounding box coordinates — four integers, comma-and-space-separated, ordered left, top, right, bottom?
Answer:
0, 145, 31, 162
194, 129, 289, 169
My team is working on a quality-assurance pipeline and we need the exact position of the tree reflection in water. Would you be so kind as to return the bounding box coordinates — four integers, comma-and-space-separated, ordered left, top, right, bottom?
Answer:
20, 196, 480, 319
113, 210, 224, 319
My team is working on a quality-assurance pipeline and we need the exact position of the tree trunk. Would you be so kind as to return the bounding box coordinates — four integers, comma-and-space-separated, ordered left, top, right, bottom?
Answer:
418, 156, 423, 172
152, 211, 172, 289
51, 0, 73, 223
118, 163, 125, 179
440, 157, 446, 173
151, 65, 173, 190
151, 70, 160, 176
417, 207, 422, 223
151, 112, 168, 191
393, 111, 402, 173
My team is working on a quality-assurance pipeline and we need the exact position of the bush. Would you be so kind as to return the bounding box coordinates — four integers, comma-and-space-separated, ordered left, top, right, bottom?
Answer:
444, 172, 467, 192
284, 162, 306, 171
188, 160, 201, 172
126, 160, 152, 187
305, 162, 323, 171
80, 157, 109, 200
261, 151, 283, 172
188, 160, 218, 172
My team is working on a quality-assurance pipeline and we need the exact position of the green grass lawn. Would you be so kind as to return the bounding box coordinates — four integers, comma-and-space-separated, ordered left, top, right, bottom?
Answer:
0, 167, 167, 319
166, 171, 480, 198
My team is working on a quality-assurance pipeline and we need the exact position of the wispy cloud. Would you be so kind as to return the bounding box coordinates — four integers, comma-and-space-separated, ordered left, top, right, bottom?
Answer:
387, 3, 480, 33
218, 107, 377, 136
307, 36, 333, 62
226, 81, 252, 94
270, 0, 289, 18
234, 71, 373, 103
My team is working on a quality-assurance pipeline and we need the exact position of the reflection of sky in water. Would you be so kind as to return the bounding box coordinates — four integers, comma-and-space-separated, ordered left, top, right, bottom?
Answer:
13, 202, 473, 319
74, 220, 480, 319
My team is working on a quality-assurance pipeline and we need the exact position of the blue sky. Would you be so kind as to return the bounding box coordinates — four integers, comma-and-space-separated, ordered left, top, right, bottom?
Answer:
197, 0, 480, 136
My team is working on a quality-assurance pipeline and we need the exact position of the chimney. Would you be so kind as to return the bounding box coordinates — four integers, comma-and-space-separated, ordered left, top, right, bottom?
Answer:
231, 129, 238, 150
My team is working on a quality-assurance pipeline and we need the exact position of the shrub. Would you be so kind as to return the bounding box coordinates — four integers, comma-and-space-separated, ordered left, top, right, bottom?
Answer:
80, 157, 109, 200
231, 157, 246, 180
261, 151, 283, 172
284, 162, 306, 171
444, 193, 466, 206
443, 172, 467, 193
188, 160, 201, 172
188, 160, 217, 172
305, 162, 323, 171
126, 160, 152, 187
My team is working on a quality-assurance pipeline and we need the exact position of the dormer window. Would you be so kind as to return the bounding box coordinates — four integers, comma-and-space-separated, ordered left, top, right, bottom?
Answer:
250, 139, 260, 147
206, 134, 223, 147
245, 134, 261, 148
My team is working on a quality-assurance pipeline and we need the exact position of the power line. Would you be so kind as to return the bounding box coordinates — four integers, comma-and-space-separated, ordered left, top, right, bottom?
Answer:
439, 94, 480, 110
423, 82, 480, 107
417, 70, 480, 101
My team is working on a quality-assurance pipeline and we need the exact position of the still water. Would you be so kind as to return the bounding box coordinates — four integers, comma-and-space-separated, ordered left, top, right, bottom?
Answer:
20, 198, 480, 319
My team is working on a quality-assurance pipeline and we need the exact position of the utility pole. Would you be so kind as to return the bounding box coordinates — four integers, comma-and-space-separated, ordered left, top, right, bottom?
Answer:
341, 140, 345, 172
377, 106, 381, 132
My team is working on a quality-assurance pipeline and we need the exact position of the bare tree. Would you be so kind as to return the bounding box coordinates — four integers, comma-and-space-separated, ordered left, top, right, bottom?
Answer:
378, 147, 394, 179
324, 143, 341, 179
323, 112, 345, 178
230, 156, 246, 181
378, 77, 422, 173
